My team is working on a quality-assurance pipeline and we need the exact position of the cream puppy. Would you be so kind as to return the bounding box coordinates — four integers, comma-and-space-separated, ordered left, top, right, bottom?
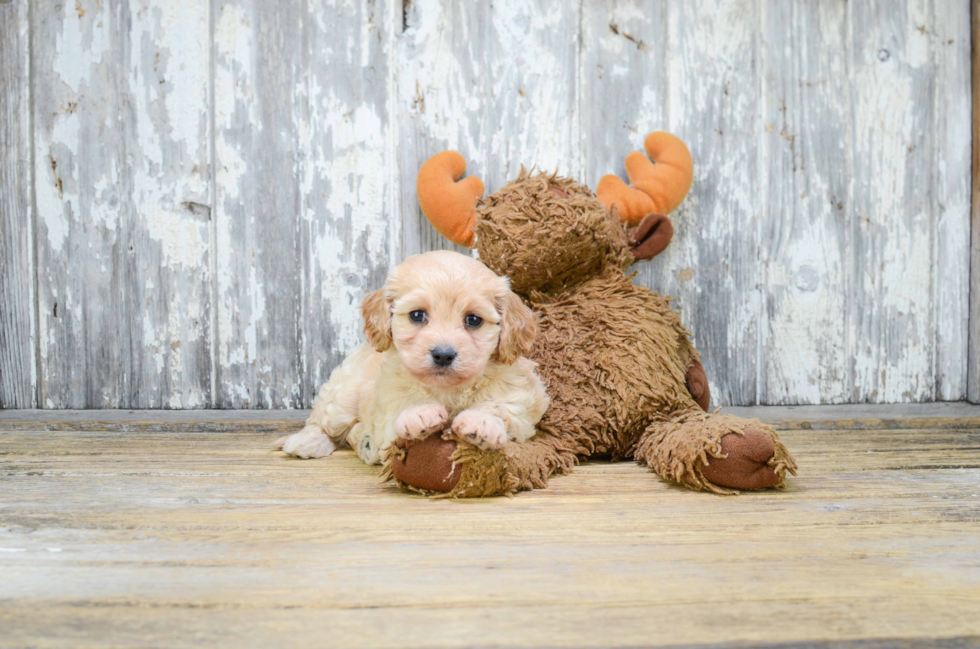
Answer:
274, 251, 549, 464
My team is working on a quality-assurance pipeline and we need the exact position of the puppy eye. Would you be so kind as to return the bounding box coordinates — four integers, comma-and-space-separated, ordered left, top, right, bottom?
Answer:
465, 314, 483, 328
409, 310, 427, 324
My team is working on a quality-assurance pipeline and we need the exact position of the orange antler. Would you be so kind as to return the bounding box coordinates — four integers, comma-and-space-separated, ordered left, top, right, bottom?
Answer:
416, 151, 485, 247
596, 132, 693, 226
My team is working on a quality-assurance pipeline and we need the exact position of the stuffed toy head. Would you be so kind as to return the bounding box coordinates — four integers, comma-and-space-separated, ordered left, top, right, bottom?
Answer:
416, 132, 693, 296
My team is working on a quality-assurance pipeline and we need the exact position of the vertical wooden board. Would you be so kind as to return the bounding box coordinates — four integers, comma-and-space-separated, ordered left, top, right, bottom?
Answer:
584, 0, 763, 406
396, 0, 578, 258
758, 0, 851, 404
394, 0, 490, 260
580, 0, 718, 387
298, 0, 392, 402
649, 0, 763, 406
32, 1, 212, 408
932, 0, 972, 400
580, 1, 668, 201
969, 0, 980, 404
484, 0, 580, 184
214, 0, 391, 408
0, 0, 36, 408
848, 0, 958, 402
213, 1, 303, 408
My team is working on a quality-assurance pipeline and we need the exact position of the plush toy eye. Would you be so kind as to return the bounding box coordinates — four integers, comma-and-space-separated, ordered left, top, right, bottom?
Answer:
465, 314, 483, 328
409, 310, 427, 324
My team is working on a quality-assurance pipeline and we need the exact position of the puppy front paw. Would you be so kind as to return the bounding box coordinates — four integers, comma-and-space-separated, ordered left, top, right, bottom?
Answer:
451, 410, 508, 450
274, 425, 337, 459
395, 403, 448, 441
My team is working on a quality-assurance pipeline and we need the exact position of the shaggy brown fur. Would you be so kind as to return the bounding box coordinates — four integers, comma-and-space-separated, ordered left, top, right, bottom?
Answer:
387, 170, 797, 496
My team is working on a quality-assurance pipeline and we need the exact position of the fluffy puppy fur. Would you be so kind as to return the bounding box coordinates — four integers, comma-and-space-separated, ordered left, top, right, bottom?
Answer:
274, 251, 549, 465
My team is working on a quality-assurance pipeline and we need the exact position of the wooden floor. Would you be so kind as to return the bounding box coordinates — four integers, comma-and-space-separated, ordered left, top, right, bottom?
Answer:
1, 405, 979, 649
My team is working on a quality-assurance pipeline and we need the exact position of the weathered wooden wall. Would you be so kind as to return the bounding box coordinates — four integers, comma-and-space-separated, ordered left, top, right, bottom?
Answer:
0, 0, 36, 407
0, 0, 974, 409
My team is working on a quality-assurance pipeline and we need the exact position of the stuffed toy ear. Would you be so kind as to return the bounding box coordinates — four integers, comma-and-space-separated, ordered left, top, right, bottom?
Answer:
630, 213, 674, 261
416, 151, 485, 247
596, 131, 693, 226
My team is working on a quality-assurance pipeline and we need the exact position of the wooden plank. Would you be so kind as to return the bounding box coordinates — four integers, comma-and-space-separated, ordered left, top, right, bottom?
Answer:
0, 409, 308, 433
758, 0, 851, 404
580, 0, 668, 196
213, 0, 392, 408
394, 0, 489, 259
657, 0, 763, 405
395, 0, 579, 262
5, 428, 980, 473
1, 424, 979, 647
212, 1, 303, 408
583, 0, 765, 406
847, 1, 962, 402
970, 0, 980, 404
297, 0, 393, 402
0, 0, 36, 408
933, 0, 973, 400
484, 0, 581, 183
31, 0, 212, 408
0, 609, 975, 649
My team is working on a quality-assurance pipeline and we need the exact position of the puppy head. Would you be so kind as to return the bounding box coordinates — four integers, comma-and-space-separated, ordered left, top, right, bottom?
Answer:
362, 251, 535, 388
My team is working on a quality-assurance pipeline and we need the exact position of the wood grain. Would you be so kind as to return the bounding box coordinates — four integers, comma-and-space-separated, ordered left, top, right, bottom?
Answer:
1, 413, 979, 647
0, 0, 35, 408
31, 0, 213, 408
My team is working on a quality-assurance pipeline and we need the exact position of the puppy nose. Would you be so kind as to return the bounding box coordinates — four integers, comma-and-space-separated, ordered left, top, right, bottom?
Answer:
430, 346, 457, 367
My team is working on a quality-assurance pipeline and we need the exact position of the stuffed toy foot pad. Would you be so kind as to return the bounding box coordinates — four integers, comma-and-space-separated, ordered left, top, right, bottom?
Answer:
700, 428, 779, 490
388, 435, 461, 492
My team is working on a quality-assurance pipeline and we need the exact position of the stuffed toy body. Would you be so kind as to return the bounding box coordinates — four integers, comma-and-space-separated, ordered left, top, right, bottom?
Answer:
388, 132, 796, 496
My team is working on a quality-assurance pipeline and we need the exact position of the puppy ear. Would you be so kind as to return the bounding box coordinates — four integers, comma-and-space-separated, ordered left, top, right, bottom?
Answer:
497, 290, 536, 364
361, 288, 392, 352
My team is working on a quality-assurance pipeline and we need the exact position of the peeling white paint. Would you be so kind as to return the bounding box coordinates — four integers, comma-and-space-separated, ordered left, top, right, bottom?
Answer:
144, 207, 208, 269
486, 0, 579, 181
30, 0, 213, 408
51, 2, 109, 94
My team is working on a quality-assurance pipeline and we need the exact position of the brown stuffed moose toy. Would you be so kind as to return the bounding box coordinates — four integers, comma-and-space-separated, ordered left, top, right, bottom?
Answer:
385, 132, 797, 497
